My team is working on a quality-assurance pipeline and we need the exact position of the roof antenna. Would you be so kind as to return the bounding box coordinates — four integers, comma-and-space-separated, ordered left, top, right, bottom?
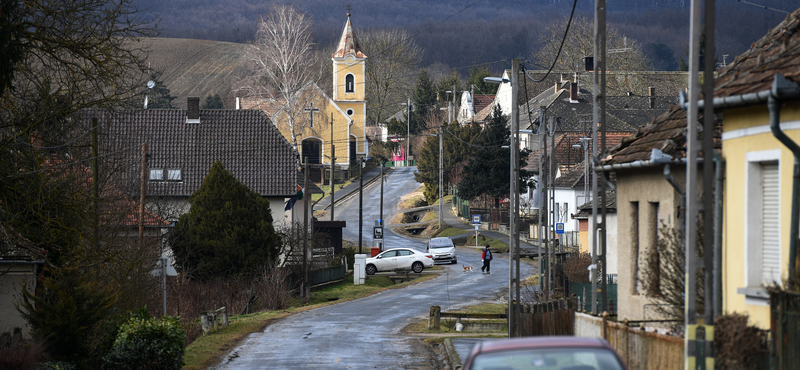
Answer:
145, 62, 154, 109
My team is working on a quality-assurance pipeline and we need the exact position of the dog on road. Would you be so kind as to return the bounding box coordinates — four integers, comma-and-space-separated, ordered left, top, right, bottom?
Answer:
462, 264, 474, 272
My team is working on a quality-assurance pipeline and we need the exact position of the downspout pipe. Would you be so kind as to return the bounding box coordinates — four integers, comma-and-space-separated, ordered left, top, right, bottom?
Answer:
768, 74, 800, 284
713, 151, 723, 318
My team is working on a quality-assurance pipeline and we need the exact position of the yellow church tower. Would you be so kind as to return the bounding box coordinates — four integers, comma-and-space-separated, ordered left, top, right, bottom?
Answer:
331, 10, 367, 164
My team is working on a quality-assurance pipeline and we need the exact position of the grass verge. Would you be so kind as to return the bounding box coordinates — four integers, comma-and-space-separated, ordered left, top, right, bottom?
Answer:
182, 273, 438, 369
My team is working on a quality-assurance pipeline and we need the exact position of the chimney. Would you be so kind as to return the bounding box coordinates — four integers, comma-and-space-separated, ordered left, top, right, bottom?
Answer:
584, 56, 594, 72
187, 97, 200, 123
570, 83, 579, 102
235, 97, 241, 109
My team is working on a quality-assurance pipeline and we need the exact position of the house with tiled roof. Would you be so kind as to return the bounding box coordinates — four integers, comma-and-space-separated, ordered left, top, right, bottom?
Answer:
573, 190, 617, 271
457, 90, 495, 124
88, 98, 321, 232
595, 101, 722, 322
711, 7, 800, 329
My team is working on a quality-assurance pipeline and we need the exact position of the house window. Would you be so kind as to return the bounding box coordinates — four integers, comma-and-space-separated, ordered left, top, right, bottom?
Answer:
149, 169, 163, 181
631, 201, 641, 294
167, 169, 182, 181
742, 150, 782, 302
345, 74, 355, 93
149, 169, 182, 182
646, 202, 660, 296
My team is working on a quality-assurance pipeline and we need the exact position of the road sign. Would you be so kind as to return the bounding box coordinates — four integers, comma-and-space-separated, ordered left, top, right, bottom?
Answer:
472, 215, 481, 224
556, 223, 565, 234
151, 252, 178, 277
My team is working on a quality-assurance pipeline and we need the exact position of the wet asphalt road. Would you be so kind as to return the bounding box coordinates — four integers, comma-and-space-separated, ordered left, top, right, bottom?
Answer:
214, 167, 533, 369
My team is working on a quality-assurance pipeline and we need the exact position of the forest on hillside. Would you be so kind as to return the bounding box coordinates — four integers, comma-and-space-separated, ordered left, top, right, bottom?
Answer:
138, 0, 794, 73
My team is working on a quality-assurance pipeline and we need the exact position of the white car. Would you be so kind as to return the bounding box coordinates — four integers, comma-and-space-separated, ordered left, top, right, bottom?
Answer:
365, 248, 434, 275
426, 237, 457, 264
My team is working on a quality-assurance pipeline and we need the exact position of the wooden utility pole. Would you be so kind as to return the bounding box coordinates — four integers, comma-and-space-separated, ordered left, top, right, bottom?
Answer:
330, 113, 335, 221
91, 118, 99, 249
303, 159, 310, 303
139, 143, 147, 251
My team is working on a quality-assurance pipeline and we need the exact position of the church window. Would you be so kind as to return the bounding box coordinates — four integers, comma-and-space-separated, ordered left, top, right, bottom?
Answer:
345, 74, 355, 93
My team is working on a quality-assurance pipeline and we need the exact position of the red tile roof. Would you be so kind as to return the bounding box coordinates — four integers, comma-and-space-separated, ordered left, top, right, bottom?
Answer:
714, 8, 800, 98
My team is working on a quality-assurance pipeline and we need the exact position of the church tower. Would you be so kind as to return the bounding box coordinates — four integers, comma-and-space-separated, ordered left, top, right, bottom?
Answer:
331, 10, 367, 162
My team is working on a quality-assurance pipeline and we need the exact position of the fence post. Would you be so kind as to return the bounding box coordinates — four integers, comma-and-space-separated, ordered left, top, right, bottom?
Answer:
434, 305, 441, 330
428, 306, 436, 330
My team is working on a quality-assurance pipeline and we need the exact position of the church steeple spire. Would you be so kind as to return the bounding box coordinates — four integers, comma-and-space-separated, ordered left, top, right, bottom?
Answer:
332, 9, 365, 59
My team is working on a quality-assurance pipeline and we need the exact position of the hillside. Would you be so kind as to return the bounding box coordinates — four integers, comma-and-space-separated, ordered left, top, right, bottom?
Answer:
137, 38, 249, 109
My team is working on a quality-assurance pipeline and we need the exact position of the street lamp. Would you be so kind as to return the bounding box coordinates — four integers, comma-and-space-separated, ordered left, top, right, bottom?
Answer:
484, 58, 520, 338
401, 99, 412, 167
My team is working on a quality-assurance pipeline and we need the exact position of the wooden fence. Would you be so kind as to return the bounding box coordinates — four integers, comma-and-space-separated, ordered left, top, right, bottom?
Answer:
513, 298, 576, 337
575, 312, 683, 370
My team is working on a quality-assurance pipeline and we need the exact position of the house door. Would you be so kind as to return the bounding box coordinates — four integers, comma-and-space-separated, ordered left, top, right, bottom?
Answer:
302, 139, 321, 164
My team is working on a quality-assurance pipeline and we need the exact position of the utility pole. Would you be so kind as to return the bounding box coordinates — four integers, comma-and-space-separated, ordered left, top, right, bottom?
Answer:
330, 113, 336, 221
139, 143, 147, 252
592, 0, 607, 315
380, 163, 384, 228
542, 121, 549, 299
538, 107, 545, 294
303, 159, 310, 303
91, 118, 99, 249
358, 159, 364, 254
509, 58, 520, 338
439, 127, 443, 230
407, 98, 411, 166
549, 117, 556, 296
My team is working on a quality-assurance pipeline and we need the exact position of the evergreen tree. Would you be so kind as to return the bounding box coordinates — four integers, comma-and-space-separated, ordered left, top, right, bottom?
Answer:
456, 106, 533, 202
410, 70, 436, 134
202, 93, 224, 109
414, 120, 480, 204
169, 161, 281, 281
467, 64, 498, 95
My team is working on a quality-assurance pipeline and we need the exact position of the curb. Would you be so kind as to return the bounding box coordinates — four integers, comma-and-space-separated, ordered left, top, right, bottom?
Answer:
444, 338, 462, 370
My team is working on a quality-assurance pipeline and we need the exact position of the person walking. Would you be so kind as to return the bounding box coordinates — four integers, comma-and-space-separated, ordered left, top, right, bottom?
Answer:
481, 245, 493, 274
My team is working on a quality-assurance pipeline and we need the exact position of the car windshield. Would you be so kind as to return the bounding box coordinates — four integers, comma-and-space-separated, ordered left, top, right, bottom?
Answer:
430, 241, 452, 248
470, 348, 625, 370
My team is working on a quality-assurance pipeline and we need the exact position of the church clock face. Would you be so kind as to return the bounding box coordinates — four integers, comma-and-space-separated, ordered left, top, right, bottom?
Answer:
345, 55, 356, 66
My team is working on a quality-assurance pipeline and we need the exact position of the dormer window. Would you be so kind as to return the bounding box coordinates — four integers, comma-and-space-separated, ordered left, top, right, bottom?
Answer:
345, 74, 355, 93
149, 169, 163, 181
149, 169, 183, 182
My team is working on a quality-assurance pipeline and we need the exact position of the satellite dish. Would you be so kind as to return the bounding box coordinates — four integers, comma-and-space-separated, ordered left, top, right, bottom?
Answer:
147, 80, 155, 89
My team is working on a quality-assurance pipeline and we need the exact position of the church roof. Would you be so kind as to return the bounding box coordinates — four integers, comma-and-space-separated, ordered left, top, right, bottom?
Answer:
332, 14, 366, 59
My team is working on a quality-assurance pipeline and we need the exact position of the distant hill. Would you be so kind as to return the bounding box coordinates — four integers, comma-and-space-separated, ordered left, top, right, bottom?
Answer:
135, 0, 795, 73
137, 38, 249, 109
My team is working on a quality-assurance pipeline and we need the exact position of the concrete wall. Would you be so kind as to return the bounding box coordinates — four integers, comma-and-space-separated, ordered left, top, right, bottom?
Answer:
615, 166, 682, 321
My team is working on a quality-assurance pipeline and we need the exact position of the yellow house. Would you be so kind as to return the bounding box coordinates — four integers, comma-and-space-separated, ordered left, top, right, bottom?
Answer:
716, 9, 800, 329
271, 12, 368, 174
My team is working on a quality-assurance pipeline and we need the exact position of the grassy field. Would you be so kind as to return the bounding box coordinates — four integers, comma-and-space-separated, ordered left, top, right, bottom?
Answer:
182, 273, 436, 369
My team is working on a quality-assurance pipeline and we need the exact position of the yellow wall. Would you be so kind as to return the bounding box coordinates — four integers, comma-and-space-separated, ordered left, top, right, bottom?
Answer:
333, 60, 366, 102
722, 102, 800, 329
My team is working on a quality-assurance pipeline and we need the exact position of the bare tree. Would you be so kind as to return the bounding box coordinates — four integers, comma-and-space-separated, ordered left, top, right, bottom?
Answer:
531, 16, 651, 72
239, 5, 323, 150
359, 29, 423, 126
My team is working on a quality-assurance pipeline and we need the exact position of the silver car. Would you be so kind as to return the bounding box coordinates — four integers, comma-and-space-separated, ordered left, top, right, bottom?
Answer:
365, 248, 434, 274
426, 237, 457, 264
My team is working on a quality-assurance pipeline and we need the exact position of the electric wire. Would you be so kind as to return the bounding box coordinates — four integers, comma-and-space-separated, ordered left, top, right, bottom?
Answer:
523, 0, 578, 84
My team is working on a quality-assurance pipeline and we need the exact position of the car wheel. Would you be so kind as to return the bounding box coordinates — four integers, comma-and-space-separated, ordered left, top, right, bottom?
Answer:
365, 264, 377, 275
412, 262, 424, 273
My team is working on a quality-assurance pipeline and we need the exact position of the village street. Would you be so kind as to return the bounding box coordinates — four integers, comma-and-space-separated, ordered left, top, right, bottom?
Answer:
213, 167, 535, 369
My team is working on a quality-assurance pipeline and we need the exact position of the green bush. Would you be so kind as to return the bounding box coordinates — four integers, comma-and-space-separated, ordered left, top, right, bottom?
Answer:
101, 315, 185, 370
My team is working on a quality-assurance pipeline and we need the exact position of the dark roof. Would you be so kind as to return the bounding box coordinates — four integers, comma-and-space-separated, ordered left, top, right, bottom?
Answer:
472, 95, 495, 114
90, 109, 300, 197
574, 190, 617, 218
598, 104, 722, 166
524, 132, 632, 172
715, 8, 800, 98
552, 162, 586, 188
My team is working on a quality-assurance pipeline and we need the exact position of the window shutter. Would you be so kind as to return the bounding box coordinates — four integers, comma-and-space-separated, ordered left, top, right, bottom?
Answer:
761, 163, 780, 285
